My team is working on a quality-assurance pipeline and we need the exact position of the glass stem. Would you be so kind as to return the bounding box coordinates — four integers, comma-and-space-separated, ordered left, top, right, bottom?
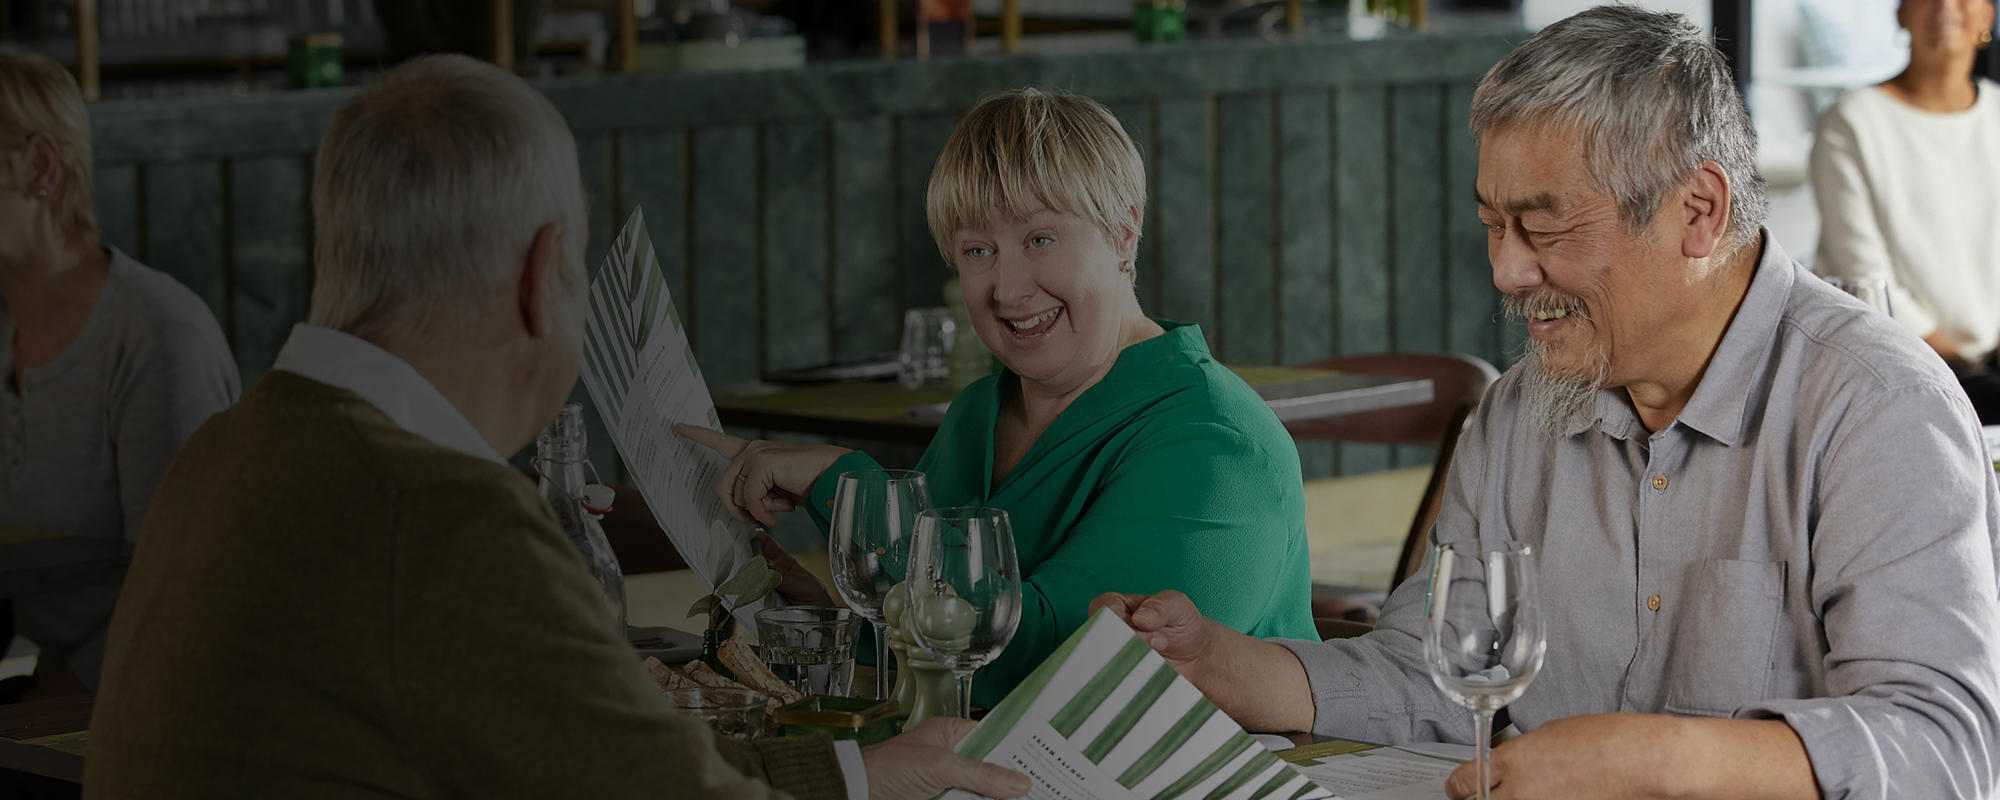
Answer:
1474, 708, 1495, 800
955, 670, 975, 719
872, 621, 891, 701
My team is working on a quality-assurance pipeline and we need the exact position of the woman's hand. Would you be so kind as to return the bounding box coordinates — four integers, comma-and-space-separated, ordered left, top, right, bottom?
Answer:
673, 425, 849, 528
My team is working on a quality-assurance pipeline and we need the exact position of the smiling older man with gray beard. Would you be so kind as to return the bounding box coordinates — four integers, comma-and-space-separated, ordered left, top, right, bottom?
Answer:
1087, 6, 2000, 799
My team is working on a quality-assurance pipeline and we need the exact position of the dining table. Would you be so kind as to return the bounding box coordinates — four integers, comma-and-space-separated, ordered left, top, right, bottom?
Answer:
0, 693, 1378, 792
714, 365, 1435, 444
0, 695, 89, 789
0, 366, 1439, 789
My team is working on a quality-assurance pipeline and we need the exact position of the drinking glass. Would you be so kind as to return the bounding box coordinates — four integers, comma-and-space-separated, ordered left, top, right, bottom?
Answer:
904, 506, 1023, 719
756, 607, 860, 697
829, 470, 931, 701
1424, 540, 1546, 800
666, 687, 767, 741
898, 308, 956, 389
1823, 275, 1894, 316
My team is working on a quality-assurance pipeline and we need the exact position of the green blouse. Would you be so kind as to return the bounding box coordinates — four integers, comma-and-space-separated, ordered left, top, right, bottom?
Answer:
806, 322, 1317, 708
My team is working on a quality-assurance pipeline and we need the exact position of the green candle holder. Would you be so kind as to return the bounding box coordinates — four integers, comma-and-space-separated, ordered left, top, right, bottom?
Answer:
883, 580, 961, 727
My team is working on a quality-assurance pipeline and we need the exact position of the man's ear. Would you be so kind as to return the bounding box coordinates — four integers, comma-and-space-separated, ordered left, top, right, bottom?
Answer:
518, 221, 568, 340
1678, 161, 1732, 260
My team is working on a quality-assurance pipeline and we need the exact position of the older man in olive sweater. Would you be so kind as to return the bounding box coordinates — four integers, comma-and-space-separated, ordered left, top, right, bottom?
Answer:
83, 55, 1029, 800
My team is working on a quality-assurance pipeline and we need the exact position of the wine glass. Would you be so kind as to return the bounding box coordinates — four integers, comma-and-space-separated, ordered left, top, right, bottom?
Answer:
829, 469, 931, 701
1423, 540, 1546, 800
903, 506, 1022, 719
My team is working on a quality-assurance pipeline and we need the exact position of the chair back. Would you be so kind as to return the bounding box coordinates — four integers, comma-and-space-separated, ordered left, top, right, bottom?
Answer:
1283, 352, 1499, 447
1288, 352, 1500, 592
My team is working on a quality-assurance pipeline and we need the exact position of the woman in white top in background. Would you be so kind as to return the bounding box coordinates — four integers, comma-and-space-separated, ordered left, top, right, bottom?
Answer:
1812, 0, 2000, 421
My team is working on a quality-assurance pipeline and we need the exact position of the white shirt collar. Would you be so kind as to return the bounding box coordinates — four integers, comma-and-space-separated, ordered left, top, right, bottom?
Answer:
270, 324, 504, 464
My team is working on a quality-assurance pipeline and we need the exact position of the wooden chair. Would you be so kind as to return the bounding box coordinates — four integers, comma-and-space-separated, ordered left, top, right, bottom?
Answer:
1291, 353, 1499, 640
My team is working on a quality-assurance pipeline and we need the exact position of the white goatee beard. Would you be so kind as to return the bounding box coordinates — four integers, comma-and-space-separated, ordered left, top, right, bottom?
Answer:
1504, 295, 1609, 437
1519, 342, 1607, 437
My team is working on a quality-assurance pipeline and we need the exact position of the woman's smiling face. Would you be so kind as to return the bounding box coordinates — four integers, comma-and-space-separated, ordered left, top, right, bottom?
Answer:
1901, 0, 1998, 54
951, 206, 1139, 397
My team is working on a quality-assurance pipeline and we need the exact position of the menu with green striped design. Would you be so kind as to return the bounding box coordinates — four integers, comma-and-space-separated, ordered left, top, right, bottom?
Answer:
946, 610, 1334, 800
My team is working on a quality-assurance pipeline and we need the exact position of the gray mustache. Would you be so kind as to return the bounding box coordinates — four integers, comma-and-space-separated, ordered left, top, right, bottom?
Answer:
1502, 293, 1589, 321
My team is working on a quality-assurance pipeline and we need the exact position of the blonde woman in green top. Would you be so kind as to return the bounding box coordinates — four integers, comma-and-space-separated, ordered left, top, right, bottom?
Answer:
680, 88, 1317, 708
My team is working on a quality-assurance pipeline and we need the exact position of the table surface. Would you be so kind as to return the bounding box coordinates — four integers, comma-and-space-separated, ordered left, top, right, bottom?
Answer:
0, 696, 90, 783
715, 367, 1434, 444
5, 367, 1432, 784
0, 694, 1360, 786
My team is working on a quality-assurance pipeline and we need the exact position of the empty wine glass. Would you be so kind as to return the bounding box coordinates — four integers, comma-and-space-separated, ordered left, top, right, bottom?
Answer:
904, 506, 1022, 719
829, 470, 930, 701
1424, 540, 1546, 800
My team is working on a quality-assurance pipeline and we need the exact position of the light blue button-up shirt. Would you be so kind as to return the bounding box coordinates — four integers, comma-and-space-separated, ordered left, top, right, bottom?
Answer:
1280, 234, 2000, 798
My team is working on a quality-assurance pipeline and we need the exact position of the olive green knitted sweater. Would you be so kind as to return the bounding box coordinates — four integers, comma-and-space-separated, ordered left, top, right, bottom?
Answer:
86, 371, 845, 799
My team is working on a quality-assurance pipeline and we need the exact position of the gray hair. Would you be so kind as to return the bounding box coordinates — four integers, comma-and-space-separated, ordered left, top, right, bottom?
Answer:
309, 54, 586, 338
1470, 5, 1767, 253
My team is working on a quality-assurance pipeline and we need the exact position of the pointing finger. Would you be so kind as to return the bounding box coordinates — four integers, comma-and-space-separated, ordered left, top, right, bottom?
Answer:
674, 424, 746, 458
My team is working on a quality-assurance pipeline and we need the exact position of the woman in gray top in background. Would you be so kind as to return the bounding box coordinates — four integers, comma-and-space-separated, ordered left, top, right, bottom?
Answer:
0, 53, 238, 699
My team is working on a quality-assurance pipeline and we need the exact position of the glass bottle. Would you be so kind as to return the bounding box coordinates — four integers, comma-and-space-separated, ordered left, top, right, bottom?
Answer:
702, 620, 740, 683
1134, 0, 1188, 43
942, 277, 991, 391
536, 403, 628, 628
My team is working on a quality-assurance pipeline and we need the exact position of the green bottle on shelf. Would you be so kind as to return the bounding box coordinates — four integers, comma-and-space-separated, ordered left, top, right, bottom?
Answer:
1134, 0, 1188, 43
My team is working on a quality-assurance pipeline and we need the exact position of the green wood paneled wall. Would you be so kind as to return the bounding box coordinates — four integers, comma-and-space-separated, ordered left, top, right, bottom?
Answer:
87, 32, 1522, 478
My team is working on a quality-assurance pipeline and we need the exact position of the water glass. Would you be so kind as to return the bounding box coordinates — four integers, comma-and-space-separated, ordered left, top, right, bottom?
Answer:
898, 308, 956, 389
829, 470, 932, 700
756, 607, 860, 697
666, 687, 767, 741
904, 506, 1023, 719
1424, 540, 1545, 800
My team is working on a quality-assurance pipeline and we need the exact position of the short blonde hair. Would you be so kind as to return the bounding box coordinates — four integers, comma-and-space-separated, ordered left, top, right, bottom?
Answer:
926, 88, 1146, 266
0, 52, 97, 240
310, 54, 585, 338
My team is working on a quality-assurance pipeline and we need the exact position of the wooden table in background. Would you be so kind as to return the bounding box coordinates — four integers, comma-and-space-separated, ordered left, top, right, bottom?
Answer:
715, 367, 1433, 445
